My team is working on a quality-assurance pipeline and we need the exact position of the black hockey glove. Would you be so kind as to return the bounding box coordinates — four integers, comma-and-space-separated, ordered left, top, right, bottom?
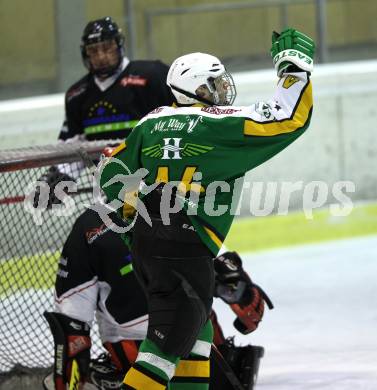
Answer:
33, 166, 75, 208
214, 251, 273, 334
214, 251, 252, 304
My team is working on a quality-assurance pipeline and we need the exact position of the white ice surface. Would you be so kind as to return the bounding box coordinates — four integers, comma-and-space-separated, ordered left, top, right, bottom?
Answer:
213, 235, 377, 389
2, 235, 377, 388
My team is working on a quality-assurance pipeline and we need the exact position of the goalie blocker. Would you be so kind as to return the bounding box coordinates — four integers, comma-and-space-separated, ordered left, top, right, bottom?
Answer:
43, 312, 140, 390
43, 312, 91, 390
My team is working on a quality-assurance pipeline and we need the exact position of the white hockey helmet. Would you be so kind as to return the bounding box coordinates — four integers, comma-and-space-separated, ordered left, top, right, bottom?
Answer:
167, 52, 236, 106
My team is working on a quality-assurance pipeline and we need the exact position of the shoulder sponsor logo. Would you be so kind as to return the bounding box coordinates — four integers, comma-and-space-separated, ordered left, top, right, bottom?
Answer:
120, 75, 148, 87
67, 84, 87, 101
149, 107, 164, 115
201, 106, 241, 115
85, 223, 112, 244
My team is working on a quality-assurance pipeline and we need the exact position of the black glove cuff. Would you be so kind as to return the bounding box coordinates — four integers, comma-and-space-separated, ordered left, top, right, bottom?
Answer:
233, 318, 249, 335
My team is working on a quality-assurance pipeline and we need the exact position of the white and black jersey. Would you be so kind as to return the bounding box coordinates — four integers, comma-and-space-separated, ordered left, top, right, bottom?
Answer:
54, 208, 148, 341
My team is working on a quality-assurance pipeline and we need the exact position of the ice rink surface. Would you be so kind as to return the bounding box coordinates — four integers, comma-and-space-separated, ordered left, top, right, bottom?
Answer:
213, 235, 377, 389
1, 235, 377, 389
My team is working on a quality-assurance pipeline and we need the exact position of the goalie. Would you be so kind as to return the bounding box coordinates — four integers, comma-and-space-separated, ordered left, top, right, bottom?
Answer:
43, 206, 271, 390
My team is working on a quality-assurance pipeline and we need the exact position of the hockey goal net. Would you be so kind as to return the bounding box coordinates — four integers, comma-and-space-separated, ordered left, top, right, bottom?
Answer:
0, 141, 115, 375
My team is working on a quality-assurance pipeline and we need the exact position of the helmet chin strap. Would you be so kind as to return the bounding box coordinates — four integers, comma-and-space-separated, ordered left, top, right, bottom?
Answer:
170, 85, 215, 106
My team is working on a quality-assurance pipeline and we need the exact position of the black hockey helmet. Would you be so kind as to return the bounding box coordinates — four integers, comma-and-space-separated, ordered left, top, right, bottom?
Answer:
81, 16, 125, 77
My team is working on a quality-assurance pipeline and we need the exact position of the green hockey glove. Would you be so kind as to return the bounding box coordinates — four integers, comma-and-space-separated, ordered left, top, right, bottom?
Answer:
271, 28, 315, 77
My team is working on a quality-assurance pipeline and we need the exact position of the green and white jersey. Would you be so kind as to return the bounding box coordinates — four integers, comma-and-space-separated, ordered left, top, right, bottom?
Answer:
100, 72, 313, 255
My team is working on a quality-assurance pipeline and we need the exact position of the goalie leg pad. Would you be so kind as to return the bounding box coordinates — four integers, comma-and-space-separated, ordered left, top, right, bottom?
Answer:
43, 311, 91, 390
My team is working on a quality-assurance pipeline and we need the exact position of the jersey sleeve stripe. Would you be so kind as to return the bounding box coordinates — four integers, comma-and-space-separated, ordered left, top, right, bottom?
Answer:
243, 80, 312, 136
203, 226, 223, 250
110, 141, 127, 156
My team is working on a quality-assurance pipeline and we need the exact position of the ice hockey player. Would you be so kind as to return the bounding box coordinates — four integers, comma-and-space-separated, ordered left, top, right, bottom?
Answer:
34, 16, 174, 206
43, 203, 270, 390
99, 28, 314, 389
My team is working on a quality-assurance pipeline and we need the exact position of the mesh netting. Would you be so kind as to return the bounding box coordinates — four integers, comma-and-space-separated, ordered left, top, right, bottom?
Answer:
0, 141, 117, 373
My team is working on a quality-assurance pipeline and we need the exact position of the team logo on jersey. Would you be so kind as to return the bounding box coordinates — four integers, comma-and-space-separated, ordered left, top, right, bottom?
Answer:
88, 100, 117, 117
142, 138, 213, 160
254, 102, 275, 120
149, 107, 164, 115
120, 75, 147, 87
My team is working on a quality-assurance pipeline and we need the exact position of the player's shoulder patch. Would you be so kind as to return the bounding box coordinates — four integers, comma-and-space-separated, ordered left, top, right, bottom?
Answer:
282, 75, 300, 89
148, 106, 165, 115
110, 141, 127, 157
119, 75, 148, 87
66, 75, 89, 102
119, 61, 151, 87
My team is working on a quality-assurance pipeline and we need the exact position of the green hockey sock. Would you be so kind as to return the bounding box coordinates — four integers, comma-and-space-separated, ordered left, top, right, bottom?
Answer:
123, 338, 179, 389
169, 319, 213, 390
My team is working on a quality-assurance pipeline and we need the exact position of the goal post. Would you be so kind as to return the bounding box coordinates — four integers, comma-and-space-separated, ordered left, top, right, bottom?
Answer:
0, 141, 114, 374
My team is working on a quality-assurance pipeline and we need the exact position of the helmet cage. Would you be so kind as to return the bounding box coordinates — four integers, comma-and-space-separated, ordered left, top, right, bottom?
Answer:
209, 73, 236, 105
